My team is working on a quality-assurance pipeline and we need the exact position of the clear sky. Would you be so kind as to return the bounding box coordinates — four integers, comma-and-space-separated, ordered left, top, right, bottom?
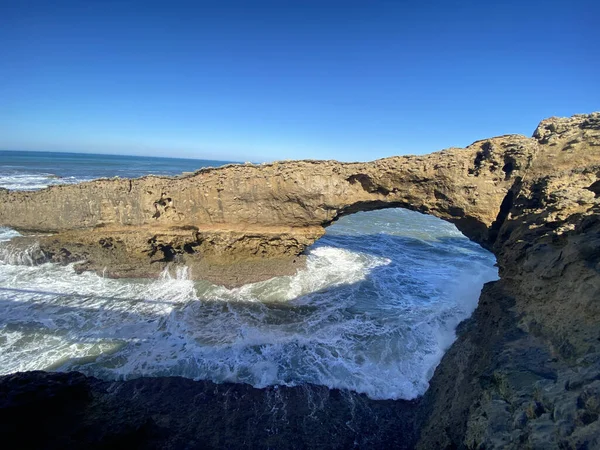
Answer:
0, 0, 598, 162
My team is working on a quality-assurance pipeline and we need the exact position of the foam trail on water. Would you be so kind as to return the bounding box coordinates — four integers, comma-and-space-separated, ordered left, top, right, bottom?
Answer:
0, 242, 46, 266
0, 209, 498, 400
0, 259, 198, 375
0, 173, 91, 191
0, 227, 22, 242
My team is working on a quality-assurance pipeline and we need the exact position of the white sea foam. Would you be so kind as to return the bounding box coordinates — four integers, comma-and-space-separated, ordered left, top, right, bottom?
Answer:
0, 241, 46, 266
0, 173, 90, 191
0, 227, 21, 242
0, 209, 498, 400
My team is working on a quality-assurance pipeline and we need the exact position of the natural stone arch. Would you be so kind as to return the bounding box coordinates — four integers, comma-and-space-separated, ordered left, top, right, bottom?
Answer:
0, 134, 532, 285
0, 114, 598, 288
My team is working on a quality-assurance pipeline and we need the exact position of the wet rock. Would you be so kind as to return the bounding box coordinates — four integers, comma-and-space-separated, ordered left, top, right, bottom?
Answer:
0, 371, 419, 449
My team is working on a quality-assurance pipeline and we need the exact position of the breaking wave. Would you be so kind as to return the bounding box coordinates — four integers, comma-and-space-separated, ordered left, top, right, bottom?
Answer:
0, 210, 497, 400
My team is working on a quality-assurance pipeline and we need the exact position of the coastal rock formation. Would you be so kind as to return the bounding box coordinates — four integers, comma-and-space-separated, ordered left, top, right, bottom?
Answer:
0, 113, 599, 448
0, 371, 419, 449
417, 113, 600, 449
0, 130, 537, 284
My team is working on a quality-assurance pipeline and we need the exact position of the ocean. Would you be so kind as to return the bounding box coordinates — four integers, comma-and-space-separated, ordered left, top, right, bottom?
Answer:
0, 150, 497, 401
0, 150, 239, 190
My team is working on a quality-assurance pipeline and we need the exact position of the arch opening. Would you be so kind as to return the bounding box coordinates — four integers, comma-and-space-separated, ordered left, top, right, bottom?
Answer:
323, 199, 496, 252
300, 208, 499, 398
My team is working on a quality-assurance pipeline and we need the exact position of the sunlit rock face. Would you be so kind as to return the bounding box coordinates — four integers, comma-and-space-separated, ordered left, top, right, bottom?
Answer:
418, 113, 600, 449
4, 115, 592, 286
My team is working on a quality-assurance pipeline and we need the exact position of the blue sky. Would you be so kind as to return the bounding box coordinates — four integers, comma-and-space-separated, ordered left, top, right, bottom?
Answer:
0, 0, 598, 162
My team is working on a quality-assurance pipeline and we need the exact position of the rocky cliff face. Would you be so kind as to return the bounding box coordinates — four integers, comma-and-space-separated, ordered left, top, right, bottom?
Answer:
418, 113, 600, 449
1, 113, 599, 448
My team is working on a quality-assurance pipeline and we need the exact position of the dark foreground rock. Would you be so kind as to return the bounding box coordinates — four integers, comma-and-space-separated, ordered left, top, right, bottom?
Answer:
0, 371, 419, 449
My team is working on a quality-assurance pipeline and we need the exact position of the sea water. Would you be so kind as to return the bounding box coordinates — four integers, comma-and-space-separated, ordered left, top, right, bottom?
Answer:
0, 150, 497, 400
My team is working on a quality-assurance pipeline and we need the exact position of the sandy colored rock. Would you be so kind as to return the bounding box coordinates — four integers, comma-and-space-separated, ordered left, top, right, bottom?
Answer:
0, 130, 543, 284
417, 114, 600, 449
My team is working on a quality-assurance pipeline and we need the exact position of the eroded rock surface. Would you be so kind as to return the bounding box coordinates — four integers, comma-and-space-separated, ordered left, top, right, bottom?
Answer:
0, 113, 599, 448
417, 113, 600, 449
0, 128, 541, 285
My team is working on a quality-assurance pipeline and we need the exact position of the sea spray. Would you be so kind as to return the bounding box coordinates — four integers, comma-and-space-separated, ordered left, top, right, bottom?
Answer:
0, 242, 46, 266
0, 209, 498, 400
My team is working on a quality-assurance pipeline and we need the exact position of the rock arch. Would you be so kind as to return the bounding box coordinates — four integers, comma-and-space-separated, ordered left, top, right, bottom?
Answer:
0, 133, 536, 285
1, 113, 600, 448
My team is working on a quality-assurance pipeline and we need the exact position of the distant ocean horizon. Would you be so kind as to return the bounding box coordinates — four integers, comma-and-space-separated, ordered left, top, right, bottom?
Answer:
0, 148, 242, 163
0, 149, 240, 190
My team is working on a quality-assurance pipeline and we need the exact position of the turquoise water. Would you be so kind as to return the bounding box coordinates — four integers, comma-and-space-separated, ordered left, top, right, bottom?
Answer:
0, 150, 497, 400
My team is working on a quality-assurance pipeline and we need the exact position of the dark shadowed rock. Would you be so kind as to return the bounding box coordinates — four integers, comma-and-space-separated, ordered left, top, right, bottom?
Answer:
0, 371, 419, 449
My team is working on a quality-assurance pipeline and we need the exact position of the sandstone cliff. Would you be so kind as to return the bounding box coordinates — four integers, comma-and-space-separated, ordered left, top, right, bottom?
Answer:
0, 113, 599, 448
